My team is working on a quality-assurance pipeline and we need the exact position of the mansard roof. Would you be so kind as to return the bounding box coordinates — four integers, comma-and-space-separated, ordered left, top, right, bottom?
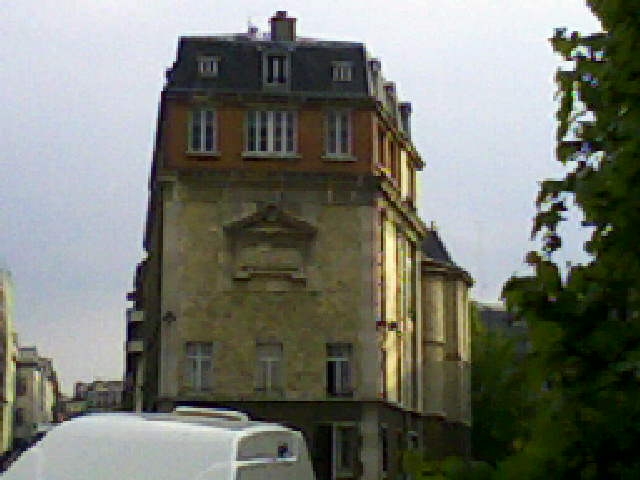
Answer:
165, 35, 369, 98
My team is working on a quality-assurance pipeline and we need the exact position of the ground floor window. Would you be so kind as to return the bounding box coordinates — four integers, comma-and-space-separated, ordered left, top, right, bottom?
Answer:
314, 423, 358, 479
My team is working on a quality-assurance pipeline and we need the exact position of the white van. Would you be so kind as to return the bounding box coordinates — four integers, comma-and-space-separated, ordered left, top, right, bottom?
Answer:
4, 408, 315, 480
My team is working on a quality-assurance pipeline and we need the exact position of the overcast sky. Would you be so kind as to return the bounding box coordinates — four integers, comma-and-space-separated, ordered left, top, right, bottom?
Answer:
0, 1, 601, 394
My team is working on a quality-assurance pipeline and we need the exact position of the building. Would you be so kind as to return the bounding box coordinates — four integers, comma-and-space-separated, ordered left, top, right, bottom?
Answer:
75, 380, 123, 412
0, 270, 18, 457
125, 12, 472, 479
13, 347, 59, 448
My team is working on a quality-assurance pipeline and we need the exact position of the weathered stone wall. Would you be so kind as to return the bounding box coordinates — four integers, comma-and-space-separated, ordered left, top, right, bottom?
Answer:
159, 172, 378, 401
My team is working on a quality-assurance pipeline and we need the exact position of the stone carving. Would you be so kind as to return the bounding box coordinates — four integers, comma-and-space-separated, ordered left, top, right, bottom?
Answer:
224, 205, 316, 282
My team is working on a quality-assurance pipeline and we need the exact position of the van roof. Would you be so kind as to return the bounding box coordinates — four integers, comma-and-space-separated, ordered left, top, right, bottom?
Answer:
4, 413, 302, 480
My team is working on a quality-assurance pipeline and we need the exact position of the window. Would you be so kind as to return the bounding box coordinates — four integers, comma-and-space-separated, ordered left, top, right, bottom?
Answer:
331, 61, 353, 82
326, 343, 352, 396
245, 110, 297, 154
189, 109, 217, 153
334, 425, 357, 476
256, 342, 283, 393
197, 56, 219, 77
16, 376, 26, 396
380, 426, 389, 476
15, 408, 24, 426
325, 110, 351, 157
186, 342, 213, 391
265, 55, 287, 84
314, 424, 358, 480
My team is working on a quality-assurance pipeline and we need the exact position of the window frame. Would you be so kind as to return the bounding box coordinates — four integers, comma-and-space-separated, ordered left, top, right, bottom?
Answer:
197, 56, 219, 78
188, 108, 218, 155
243, 110, 298, 157
185, 341, 213, 392
255, 342, 283, 393
324, 109, 355, 161
263, 52, 290, 88
331, 61, 353, 82
326, 343, 353, 397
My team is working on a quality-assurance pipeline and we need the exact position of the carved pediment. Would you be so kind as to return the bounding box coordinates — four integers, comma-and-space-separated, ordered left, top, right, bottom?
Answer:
224, 205, 316, 238
225, 205, 315, 283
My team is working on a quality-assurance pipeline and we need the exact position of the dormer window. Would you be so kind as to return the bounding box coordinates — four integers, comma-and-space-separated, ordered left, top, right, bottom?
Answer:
331, 61, 353, 82
265, 54, 288, 84
197, 56, 219, 77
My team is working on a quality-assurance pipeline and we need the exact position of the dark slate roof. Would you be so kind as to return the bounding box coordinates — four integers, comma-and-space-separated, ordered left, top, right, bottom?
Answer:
165, 35, 369, 97
421, 229, 455, 265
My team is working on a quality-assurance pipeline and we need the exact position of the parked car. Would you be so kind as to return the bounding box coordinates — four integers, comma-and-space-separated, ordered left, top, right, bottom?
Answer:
4, 407, 315, 479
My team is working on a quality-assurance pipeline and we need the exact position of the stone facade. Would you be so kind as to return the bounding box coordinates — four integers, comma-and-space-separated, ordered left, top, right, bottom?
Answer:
13, 347, 58, 448
125, 12, 473, 479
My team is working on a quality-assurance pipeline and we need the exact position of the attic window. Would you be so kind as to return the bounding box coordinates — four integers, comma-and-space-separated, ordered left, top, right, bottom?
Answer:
198, 56, 219, 77
331, 61, 353, 82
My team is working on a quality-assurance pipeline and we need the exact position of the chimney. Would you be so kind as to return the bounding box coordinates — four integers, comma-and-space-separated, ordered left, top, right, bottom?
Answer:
399, 102, 412, 139
270, 11, 296, 41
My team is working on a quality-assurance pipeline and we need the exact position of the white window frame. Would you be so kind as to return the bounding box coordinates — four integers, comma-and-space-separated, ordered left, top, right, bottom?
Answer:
326, 343, 353, 396
264, 53, 289, 86
186, 342, 213, 392
188, 108, 217, 154
331, 61, 353, 82
197, 56, 219, 77
244, 110, 298, 156
325, 110, 353, 159
256, 342, 283, 393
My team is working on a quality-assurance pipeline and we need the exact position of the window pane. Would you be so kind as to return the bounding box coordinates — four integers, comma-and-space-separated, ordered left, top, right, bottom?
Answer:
340, 361, 351, 393
286, 112, 294, 152
200, 359, 212, 389
267, 57, 274, 83
328, 112, 336, 154
260, 111, 268, 151
247, 111, 256, 151
327, 361, 336, 395
339, 113, 349, 154
274, 112, 283, 152
205, 111, 215, 151
191, 111, 202, 151
186, 342, 198, 356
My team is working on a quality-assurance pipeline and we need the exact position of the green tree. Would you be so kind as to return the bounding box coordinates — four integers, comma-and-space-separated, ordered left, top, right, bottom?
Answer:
501, 1, 640, 477
470, 308, 537, 466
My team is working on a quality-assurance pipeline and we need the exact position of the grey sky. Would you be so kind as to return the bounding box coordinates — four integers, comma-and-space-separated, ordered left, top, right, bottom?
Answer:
0, 1, 601, 394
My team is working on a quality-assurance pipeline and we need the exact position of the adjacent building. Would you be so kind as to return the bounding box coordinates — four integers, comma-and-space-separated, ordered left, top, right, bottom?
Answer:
13, 347, 59, 448
125, 12, 473, 479
74, 380, 123, 412
0, 270, 18, 456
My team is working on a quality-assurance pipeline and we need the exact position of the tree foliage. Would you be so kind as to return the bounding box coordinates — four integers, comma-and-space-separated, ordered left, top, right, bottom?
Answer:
501, 1, 640, 477
470, 308, 537, 466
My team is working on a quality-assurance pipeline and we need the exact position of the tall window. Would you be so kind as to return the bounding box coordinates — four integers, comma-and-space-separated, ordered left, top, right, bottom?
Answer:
189, 109, 216, 153
16, 376, 26, 396
334, 425, 357, 477
266, 55, 287, 84
326, 343, 352, 397
314, 424, 358, 480
15, 408, 24, 426
326, 111, 351, 157
256, 342, 283, 393
246, 110, 297, 154
186, 342, 213, 391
